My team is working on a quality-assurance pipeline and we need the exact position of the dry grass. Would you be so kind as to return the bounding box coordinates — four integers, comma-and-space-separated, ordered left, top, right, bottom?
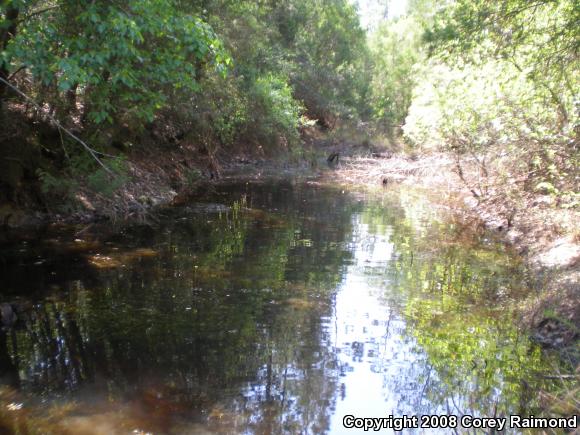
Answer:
328, 153, 455, 187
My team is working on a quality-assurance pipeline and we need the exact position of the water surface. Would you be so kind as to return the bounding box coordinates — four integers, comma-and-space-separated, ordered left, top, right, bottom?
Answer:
0, 181, 563, 433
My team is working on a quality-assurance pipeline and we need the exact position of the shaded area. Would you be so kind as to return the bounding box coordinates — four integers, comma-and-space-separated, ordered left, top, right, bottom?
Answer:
0, 181, 357, 433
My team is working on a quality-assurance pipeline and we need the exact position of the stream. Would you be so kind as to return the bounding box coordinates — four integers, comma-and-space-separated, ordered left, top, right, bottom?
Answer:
0, 180, 566, 434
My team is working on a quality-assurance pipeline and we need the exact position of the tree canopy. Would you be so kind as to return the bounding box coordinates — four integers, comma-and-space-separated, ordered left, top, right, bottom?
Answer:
0, 0, 578, 209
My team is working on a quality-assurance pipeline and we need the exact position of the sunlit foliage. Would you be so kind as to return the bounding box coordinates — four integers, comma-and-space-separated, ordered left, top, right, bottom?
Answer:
0, 0, 373, 205
399, 0, 579, 208
1, 0, 229, 124
369, 16, 423, 133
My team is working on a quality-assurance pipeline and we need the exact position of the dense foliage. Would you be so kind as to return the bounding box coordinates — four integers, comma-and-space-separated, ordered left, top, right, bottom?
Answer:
400, 0, 579, 209
0, 0, 368, 144
1, 0, 578, 213
368, 15, 422, 133
0, 0, 369, 204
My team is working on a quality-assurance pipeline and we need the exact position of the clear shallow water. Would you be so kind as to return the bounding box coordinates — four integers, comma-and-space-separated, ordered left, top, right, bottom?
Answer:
0, 181, 563, 434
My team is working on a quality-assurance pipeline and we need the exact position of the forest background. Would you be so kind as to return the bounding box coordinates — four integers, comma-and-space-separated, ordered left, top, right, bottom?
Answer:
0, 0, 577, 222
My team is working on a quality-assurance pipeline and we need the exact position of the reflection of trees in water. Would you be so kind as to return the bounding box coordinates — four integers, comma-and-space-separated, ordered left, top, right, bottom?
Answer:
0, 182, 356, 432
1, 299, 89, 394
357, 199, 555, 420
214, 307, 339, 434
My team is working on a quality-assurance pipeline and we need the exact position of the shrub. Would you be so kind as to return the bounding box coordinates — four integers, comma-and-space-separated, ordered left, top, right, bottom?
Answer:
404, 57, 578, 202
247, 74, 303, 150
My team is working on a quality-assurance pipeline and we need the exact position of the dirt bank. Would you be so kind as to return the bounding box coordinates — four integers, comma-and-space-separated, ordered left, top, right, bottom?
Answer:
0, 120, 316, 229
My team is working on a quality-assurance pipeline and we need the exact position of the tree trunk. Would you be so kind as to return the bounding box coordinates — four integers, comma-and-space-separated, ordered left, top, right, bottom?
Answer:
0, 3, 20, 111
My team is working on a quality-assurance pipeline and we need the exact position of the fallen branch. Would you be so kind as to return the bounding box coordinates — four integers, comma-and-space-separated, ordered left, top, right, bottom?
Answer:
0, 77, 114, 175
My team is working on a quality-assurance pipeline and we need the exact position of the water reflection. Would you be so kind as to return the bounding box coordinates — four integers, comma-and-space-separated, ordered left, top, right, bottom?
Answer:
330, 216, 435, 435
0, 181, 564, 434
327, 202, 552, 434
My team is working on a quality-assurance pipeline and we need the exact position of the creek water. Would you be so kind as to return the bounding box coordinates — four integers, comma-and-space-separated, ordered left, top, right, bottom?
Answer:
0, 181, 565, 434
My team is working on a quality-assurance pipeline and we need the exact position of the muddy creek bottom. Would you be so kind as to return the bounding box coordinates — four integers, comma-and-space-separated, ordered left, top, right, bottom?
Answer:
0, 181, 566, 434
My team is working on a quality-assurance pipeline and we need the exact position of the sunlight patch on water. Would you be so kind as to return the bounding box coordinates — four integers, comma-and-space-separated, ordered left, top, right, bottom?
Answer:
329, 214, 440, 433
